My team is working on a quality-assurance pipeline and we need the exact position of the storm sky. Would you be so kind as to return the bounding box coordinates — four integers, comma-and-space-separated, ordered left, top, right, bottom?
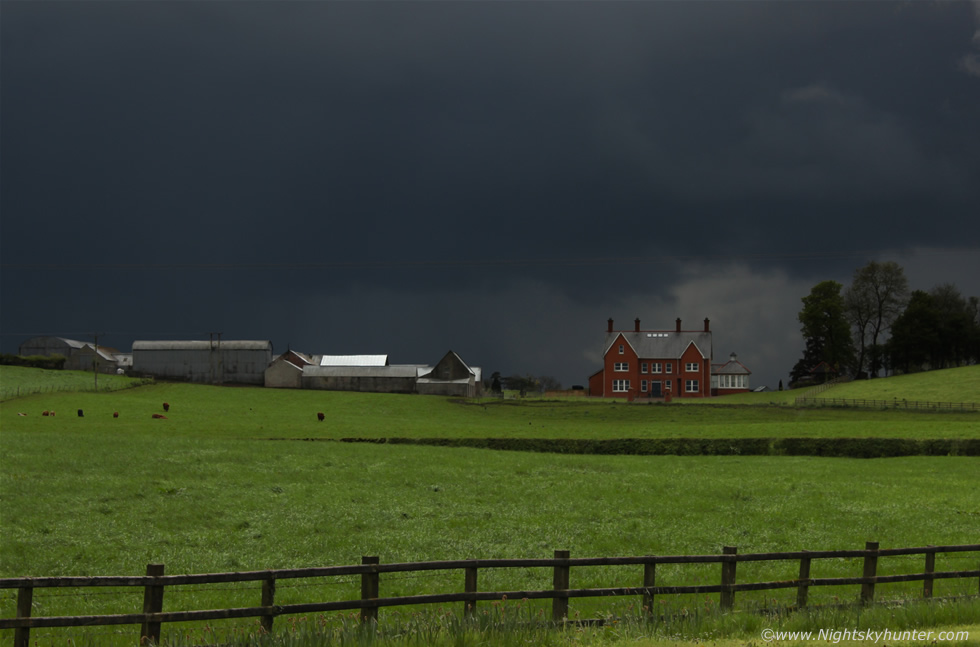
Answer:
2, 0, 979, 389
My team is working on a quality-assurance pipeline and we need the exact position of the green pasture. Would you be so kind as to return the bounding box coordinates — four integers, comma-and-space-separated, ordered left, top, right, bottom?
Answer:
816, 366, 980, 404
0, 365, 150, 401
701, 365, 980, 406
2, 379, 978, 441
1, 367, 978, 645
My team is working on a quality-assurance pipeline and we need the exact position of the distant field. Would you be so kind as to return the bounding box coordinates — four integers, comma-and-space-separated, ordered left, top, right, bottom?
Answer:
2, 381, 978, 441
0, 365, 150, 401
817, 365, 980, 404
705, 365, 980, 406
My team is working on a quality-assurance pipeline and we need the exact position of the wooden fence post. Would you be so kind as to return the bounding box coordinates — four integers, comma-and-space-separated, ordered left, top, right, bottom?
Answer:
14, 585, 32, 647
861, 541, 879, 605
720, 546, 737, 610
923, 547, 935, 599
140, 563, 165, 645
797, 552, 811, 609
552, 550, 570, 622
464, 567, 478, 618
360, 556, 380, 625
642, 558, 656, 619
261, 573, 276, 633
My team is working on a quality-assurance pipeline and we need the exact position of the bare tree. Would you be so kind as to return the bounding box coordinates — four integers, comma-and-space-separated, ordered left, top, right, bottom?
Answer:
844, 261, 909, 377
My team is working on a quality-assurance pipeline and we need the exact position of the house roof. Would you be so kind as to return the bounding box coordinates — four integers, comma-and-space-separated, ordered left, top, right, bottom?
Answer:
712, 359, 751, 375
605, 331, 712, 360
319, 354, 388, 367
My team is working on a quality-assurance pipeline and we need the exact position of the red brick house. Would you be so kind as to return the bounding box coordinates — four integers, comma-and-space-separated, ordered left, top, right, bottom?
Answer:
588, 318, 713, 399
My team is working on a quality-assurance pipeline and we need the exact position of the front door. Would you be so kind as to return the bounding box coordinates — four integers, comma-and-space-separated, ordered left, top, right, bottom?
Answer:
650, 381, 662, 397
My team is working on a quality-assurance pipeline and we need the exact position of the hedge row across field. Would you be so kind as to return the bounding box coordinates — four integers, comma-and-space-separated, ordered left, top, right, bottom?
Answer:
326, 436, 980, 458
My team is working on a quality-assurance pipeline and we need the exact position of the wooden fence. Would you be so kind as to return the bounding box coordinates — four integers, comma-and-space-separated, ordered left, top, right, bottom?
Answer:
2, 542, 978, 647
795, 396, 978, 411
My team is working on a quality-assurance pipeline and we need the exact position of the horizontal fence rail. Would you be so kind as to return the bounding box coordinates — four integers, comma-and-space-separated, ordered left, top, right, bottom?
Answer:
795, 396, 978, 411
2, 543, 978, 646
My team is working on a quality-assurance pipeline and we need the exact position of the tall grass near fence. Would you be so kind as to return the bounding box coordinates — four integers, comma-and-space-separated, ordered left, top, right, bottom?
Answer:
0, 365, 152, 401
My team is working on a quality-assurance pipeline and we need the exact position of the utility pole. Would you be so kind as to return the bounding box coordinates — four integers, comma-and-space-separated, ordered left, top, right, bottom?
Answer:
93, 333, 100, 391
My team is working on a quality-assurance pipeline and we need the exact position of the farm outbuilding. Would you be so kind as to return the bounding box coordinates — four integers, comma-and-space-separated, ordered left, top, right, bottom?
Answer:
417, 350, 483, 397
301, 364, 428, 394
133, 340, 272, 385
264, 350, 313, 388
18, 336, 88, 359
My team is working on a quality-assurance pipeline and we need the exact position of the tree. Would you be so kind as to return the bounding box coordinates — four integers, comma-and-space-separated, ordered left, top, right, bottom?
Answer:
887, 290, 941, 374
790, 280, 856, 384
886, 284, 980, 373
843, 261, 909, 378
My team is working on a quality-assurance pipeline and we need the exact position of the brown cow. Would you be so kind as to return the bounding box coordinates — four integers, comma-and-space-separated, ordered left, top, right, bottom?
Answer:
317, 412, 325, 421
163, 402, 170, 412
42, 411, 49, 416
113, 412, 119, 418
152, 413, 168, 419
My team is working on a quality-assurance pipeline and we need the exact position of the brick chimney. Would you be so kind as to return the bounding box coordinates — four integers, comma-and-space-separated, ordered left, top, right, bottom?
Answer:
608, 318, 614, 333
704, 318, 710, 332
634, 318, 641, 332
675, 318, 682, 332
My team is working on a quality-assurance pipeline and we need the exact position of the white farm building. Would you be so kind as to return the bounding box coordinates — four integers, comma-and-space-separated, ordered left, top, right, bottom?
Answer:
133, 340, 272, 385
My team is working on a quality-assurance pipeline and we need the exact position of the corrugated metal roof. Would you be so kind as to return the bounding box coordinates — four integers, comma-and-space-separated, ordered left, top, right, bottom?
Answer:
134, 340, 272, 351
319, 355, 388, 367
303, 365, 417, 378
605, 331, 712, 360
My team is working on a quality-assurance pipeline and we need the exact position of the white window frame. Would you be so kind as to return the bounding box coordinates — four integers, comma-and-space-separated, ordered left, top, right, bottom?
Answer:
685, 362, 699, 372
641, 380, 648, 392
666, 380, 672, 391
641, 362, 648, 374
612, 379, 631, 393
614, 362, 629, 372
685, 379, 699, 393
651, 362, 662, 374
619, 345, 625, 355
666, 363, 673, 373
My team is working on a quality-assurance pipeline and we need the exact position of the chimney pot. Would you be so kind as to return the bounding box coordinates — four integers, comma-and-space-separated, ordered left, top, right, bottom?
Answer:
635, 318, 641, 332
704, 318, 710, 332
675, 318, 682, 333
608, 318, 614, 333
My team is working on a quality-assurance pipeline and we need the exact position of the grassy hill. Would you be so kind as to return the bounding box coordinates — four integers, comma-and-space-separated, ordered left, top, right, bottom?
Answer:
709, 365, 980, 405
818, 365, 980, 403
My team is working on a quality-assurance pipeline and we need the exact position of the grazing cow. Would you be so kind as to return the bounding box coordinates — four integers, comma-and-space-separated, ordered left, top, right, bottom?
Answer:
49, 411, 55, 416
113, 412, 119, 418
317, 412, 325, 422
152, 413, 168, 419
17, 412, 27, 417
42, 411, 49, 416
163, 402, 170, 412
77, 409, 84, 417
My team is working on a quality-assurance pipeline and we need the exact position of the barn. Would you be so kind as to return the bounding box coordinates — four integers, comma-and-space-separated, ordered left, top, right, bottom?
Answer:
133, 340, 273, 385
18, 336, 88, 360
417, 350, 483, 397
301, 355, 428, 394
264, 350, 314, 388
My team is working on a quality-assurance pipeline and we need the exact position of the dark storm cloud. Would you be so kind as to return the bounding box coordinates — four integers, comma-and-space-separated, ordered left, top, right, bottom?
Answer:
2, 1, 979, 387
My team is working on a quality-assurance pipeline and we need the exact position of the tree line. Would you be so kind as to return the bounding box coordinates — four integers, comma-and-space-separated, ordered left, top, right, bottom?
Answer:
790, 261, 980, 386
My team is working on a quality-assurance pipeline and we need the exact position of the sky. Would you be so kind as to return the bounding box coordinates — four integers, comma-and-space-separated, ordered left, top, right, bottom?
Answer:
2, 0, 979, 390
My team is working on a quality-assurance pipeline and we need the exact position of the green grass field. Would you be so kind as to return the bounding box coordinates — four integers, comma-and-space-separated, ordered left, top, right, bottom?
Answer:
1, 366, 978, 646
710, 365, 980, 406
